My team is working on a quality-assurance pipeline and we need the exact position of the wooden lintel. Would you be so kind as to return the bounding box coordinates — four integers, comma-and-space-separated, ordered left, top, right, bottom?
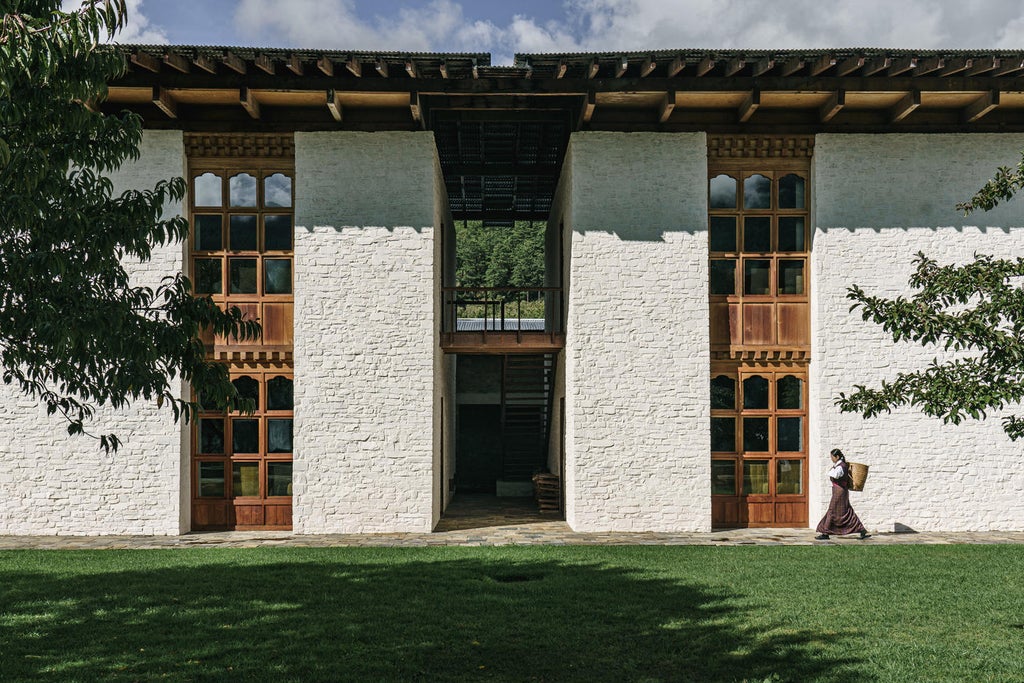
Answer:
819, 89, 845, 122
240, 86, 260, 119
556, 59, 567, 79
962, 90, 1000, 123
587, 57, 599, 79
326, 89, 343, 122
912, 56, 943, 76
939, 57, 971, 76
667, 56, 684, 78
965, 56, 998, 76
615, 56, 628, 78
579, 90, 596, 126
409, 91, 423, 125
255, 53, 275, 75
725, 58, 745, 77
317, 56, 334, 76
405, 59, 418, 79
376, 58, 389, 78
287, 54, 304, 76
862, 56, 891, 76
346, 55, 362, 77
887, 56, 917, 76
439, 59, 449, 79
658, 90, 676, 123
992, 57, 1024, 76
780, 57, 805, 76
696, 56, 715, 76
835, 56, 864, 76
640, 56, 656, 77
151, 86, 177, 119
223, 51, 247, 74
163, 51, 190, 74
193, 53, 218, 74
130, 51, 161, 73
752, 58, 774, 77
738, 88, 760, 122
809, 54, 835, 76
889, 89, 920, 123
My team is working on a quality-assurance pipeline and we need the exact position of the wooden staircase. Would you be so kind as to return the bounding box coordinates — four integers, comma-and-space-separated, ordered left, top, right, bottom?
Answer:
501, 354, 556, 481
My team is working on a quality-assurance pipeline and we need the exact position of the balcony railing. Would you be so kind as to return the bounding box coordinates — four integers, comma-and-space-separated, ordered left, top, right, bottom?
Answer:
441, 287, 564, 350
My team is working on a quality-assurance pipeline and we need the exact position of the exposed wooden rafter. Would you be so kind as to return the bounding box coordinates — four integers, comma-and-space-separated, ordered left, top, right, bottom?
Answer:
738, 89, 760, 123
405, 59, 419, 79
819, 89, 844, 122
780, 57, 805, 76
667, 56, 684, 77
326, 88, 343, 122
835, 56, 864, 77
889, 89, 920, 123
317, 56, 334, 76
163, 51, 190, 73
725, 58, 745, 77
409, 91, 422, 125
255, 53, 275, 75
131, 51, 160, 72
992, 56, 1024, 76
151, 86, 176, 118
862, 56, 891, 76
287, 54, 304, 76
640, 56, 656, 77
962, 90, 1000, 123
556, 59, 567, 79
912, 56, 943, 76
193, 53, 218, 74
615, 56, 628, 78
810, 54, 835, 76
965, 56, 998, 76
696, 56, 716, 76
240, 86, 260, 119
346, 55, 362, 77
752, 58, 774, 77
376, 57, 389, 78
587, 57, 599, 79
579, 90, 596, 126
658, 90, 675, 123
223, 51, 247, 74
439, 59, 449, 79
939, 57, 971, 76
887, 56, 916, 76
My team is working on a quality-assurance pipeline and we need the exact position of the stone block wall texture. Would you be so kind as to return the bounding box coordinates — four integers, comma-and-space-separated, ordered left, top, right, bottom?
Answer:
564, 132, 710, 531
0, 130, 187, 535
813, 134, 1024, 532
293, 132, 439, 533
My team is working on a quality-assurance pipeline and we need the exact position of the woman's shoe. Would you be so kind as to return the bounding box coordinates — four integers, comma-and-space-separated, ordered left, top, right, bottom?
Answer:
814, 534, 830, 540
859, 531, 870, 539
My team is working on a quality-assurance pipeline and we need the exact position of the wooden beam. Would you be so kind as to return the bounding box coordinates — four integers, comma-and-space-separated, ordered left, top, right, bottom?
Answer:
835, 55, 864, 76
725, 58, 745, 77
658, 89, 675, 123
809, 54, 835, 76
163, 51, 190, 73
326, 88, 343, 122
939, 57, 971, 76
376, 57, 389, 78
640, 56, 656, 77
346, 55, 362, 77
615, 56, 628, 78
965, 56, 997, 76
587, 57, 599, 79
780, 57, 804, 76
223, 51, 247, 74
696, 56, 715, 76
912, 56, 943, 76
752, 58, 774, 77
738, 88, 760, 123
862, 56, 891, 76
130, 51, 161, 73
193, 54, 218, 74
992, 56, 1024, 76
152, 86, 177, 119
889, 89, 920, 123
255, 53, 275, 75
579, 90, 596, 126
819, 89, 845, 122
556, 59, 567, 79
409, 91, 422, 125
287, 54, 304, 76
667, 56, 684, 77
405, 59, 418, 79
887, 56, 917, 76
962, 90, 1000, 123
240, 86, 260, 119
317, 56, 334, 76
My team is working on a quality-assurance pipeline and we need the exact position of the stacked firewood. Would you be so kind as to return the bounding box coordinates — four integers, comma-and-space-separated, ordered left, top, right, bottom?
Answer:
532, 473, 561, 513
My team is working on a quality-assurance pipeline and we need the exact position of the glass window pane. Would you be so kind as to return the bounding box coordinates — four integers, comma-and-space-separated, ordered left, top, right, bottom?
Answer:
264, 215, 293, 251
268, 461, 293, 496
194, 258, 222, 295
264, 173, 292, 208
778, 217, 805, 252
743, 376, 769, 409
232, 376, 259, 406
778, 417, 803, 452
264, 259, 292, 295
743, 174, 771, 209
744, 259, 771, 295
711, 460, 736, 495
778, 260, 805, 295
198, 462, 225, 497
268, 419, 293, 453
709, 174, 737, 209
232, 462, 260, 497
743, 460, 770, 494
777, 459, 803, 494
711, 375, 736, 410
777, 375, 803, 410
199, 419, 224, 454
229, 173, 257, 207
742, 417, 769, 452
229, 215, 258, 251
229, 258, 258, 294
743, 217, 771, 252
710, 260, 736, 296
778, 174, 806, 209
267, 376, 294, 411
232, 418, 259, 454
711, 417, 735, 452
194, 215, 223, 251
709, 216, 736, 252
194, 173, 222, 207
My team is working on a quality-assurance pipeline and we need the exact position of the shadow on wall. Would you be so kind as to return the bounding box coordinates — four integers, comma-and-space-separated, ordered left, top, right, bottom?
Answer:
0, 552, 859, 681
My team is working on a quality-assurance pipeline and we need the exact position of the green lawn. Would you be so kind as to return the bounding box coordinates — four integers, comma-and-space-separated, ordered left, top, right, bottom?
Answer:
1, 546, 1021, 682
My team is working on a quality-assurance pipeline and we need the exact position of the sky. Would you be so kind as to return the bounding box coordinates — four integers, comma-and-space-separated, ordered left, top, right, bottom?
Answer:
100, 0, 1024, 66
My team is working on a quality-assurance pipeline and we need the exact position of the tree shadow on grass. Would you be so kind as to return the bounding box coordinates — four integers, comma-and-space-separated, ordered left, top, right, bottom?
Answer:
0, 550, 864, 682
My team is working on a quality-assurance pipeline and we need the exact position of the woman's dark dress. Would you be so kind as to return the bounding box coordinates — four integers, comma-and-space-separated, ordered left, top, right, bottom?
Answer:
815, 461, 866, 535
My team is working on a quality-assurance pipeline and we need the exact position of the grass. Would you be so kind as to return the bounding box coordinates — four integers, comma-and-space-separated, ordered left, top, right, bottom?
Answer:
1, 545, 1022, 682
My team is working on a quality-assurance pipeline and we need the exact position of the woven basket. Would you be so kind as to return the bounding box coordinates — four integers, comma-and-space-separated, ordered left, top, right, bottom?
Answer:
848, 462, 869, 491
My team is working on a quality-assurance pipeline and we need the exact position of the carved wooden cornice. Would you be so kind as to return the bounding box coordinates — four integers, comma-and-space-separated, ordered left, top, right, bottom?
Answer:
708, 135, 814, 159
185, 133, 294, 159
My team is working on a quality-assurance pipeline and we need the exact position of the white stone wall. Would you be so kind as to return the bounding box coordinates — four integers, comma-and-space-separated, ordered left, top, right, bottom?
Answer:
813, 134, 1024, 532
563, 132, 711, 531
0, 130, 187, 535
293, 132, 440, 533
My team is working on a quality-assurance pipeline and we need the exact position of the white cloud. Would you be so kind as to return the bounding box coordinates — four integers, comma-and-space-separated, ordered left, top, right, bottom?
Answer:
61, 0, 169, 44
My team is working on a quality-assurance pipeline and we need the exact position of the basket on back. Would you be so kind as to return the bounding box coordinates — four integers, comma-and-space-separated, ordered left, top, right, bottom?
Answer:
848, 462, 869, 491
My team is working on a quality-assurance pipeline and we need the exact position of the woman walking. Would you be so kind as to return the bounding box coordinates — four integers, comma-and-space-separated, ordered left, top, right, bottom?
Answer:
815, 448, 868, 540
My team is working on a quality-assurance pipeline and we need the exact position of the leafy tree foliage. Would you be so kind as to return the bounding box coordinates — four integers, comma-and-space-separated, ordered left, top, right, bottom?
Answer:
455, 220, 545, 294
0, 1, 258, 450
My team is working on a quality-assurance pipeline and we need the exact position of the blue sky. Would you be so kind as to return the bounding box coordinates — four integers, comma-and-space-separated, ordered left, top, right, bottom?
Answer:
111, 0, 1024, 65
